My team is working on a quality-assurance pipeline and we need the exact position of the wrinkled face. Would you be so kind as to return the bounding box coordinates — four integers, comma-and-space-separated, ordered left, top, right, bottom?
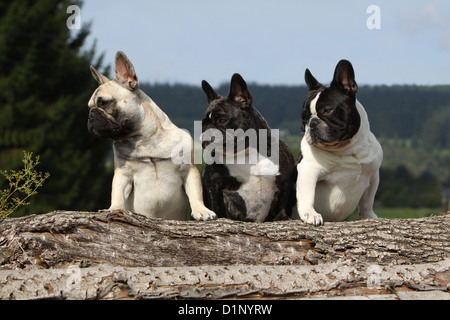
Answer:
201, 97, 257, 153
201, 74, 270, 156
87, 81, 143, 140
302, 87, 361, 150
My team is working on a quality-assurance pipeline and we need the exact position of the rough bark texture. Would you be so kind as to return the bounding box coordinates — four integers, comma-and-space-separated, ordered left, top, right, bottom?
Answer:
0, 210, 449, 300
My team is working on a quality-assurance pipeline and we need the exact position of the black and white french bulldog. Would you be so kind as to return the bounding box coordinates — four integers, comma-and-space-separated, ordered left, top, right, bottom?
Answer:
201, 74, 296, 222
88, 51, 216, 221
296, 60, 383, 226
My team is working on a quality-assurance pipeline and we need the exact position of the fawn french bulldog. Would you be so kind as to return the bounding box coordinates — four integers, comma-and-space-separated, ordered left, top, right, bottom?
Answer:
88, 51, 216, 221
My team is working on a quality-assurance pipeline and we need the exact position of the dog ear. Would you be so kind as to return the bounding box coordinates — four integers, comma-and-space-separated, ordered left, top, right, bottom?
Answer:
228, 73, 253, 107
305, 69, 323, 91
114, 51, 139, 90
90, 66, 110, 85
331, 59, 358, 95
201, 80, 220, 103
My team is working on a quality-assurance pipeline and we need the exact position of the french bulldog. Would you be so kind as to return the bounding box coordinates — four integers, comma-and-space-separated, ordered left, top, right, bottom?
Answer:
201, 73, 296, 222
88, 51, 216, 221
296, 59, 383, 226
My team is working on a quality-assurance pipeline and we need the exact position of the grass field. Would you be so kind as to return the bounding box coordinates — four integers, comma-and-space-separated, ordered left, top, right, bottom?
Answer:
346, 207, 445, 221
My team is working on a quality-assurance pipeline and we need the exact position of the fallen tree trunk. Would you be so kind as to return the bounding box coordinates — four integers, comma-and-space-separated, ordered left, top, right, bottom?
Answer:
0, 210, 449, 299
1, 259, 449, 300
1, 210, 449, 268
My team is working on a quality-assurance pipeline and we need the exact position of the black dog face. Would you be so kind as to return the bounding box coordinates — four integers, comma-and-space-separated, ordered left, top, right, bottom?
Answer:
302, 60, 361, 150
201, 74, 270, 155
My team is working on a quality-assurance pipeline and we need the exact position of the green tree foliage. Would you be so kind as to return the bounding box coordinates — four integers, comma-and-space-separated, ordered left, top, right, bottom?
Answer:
377, 165, 442, 208
0, 0, 111, 216
422, 105, 450, 151
359, 85, 450, 140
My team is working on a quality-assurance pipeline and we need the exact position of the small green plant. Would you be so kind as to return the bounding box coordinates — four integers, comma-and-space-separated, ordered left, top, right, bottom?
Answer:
0, 152, 50, 220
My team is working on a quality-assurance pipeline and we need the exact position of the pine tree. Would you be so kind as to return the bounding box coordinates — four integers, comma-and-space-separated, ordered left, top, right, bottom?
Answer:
0, 0, 111, 216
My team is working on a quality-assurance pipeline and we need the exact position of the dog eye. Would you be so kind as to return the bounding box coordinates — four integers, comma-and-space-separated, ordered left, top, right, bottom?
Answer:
323, 108, 333, 115
216, 118, 228, 126
97, 98, 112, 108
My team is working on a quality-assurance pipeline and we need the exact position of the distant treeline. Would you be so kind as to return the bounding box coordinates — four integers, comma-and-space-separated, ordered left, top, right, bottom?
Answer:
141, 83, 450, 144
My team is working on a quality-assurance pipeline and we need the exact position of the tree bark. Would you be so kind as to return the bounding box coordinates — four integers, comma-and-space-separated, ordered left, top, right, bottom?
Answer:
0, 210, 449, 299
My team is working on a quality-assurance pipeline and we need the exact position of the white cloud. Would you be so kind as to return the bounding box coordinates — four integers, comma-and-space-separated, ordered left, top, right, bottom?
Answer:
399, 4, 450, 50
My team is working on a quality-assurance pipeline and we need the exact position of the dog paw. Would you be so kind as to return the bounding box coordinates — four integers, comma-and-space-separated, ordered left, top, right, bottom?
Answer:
300, 211, 324, 226
360, 211, 379, 220
191, 208, 217, 221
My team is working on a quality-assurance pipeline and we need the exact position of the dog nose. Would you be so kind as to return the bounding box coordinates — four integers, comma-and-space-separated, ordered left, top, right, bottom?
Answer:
309, 117, 320, 128
89, 108, 102, 119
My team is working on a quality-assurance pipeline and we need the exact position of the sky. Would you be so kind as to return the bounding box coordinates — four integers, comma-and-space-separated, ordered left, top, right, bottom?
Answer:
80, 0, 450, 87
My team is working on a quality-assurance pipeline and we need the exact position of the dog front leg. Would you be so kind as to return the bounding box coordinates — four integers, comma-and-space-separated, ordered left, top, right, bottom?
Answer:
109, 168, 133, 212
296, 163, 324, 226
358, 171, 380, 220
184, 165, 217, 221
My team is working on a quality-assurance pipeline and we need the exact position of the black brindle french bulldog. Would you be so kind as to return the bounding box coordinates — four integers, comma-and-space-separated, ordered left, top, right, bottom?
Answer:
201, 73, 296, 222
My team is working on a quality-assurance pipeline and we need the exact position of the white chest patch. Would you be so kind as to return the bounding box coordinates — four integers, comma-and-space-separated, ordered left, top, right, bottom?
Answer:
226, 155, 279, 222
